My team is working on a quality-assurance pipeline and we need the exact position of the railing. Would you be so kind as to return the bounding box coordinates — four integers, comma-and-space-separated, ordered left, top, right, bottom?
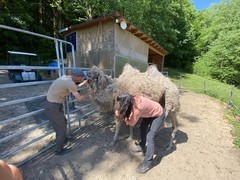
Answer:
0, 25, 109, 167
177, 75, 240, 117
226, 85, 240, 117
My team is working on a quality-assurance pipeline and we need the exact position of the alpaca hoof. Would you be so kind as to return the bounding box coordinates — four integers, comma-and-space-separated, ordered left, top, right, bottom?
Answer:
126, 136, 133, 142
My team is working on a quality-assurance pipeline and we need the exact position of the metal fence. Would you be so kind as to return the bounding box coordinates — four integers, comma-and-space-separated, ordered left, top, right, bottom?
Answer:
0, 25, 112, 167
177, 75, 240, 117
226, 85, 240, 117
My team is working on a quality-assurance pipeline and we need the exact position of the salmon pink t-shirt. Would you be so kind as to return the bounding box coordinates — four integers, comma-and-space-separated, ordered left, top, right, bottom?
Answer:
124, 96, 163, 126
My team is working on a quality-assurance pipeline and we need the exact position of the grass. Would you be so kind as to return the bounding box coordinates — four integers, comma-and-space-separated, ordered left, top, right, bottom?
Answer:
168, 68, 240, 148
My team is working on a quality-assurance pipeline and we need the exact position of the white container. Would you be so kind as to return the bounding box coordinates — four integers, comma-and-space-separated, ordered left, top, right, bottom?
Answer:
22, 71, 29, 81
29, 72, 36, 80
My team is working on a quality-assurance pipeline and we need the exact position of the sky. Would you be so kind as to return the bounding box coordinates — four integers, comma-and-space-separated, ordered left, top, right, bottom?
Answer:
191, 0, 221, 11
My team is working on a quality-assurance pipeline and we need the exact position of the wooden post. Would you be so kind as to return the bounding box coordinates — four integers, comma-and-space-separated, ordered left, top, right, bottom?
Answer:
161, 56, 165, 72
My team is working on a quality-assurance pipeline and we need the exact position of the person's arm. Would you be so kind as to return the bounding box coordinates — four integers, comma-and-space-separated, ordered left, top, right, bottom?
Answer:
0, 160, 23, 180
78, 80, 88, 88
124, 105, 141, 127
72, 90, 93, 101
72, 91, 85, 101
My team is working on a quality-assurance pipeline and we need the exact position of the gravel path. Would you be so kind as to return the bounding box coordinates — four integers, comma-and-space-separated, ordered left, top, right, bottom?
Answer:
18, 90, 240, 180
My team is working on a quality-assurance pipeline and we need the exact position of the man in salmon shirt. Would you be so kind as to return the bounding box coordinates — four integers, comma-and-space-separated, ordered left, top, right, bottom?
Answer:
114, 93, 165, 174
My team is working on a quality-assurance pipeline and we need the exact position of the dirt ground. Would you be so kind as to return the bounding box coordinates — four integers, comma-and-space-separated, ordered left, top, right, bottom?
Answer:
18, 89, 240, 180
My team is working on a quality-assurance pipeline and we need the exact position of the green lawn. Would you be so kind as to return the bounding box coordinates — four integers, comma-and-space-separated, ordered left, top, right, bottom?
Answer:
168, 68, 240, 148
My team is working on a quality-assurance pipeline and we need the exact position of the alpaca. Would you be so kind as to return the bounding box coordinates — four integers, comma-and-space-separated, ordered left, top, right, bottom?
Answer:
115, 64, 180, 150
86, 66, 125, 146
87, 64, 180, 150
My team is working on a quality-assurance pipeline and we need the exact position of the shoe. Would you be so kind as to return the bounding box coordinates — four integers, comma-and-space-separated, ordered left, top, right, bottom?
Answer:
64, 136, 74, 144
132, 145, 143, 153
64, 137, 69, 144
136, 162, 152, 174
64, 137, 70, 144
55, 148, 71, 156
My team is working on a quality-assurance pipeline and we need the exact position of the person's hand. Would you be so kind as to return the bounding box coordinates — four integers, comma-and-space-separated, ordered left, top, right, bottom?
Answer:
115, 110, 119, 117
81, 90, 94, 100
78, 80, 88, 87
124, 117, 130, 125
87, 90, 94, 96
0, 160, 23, 180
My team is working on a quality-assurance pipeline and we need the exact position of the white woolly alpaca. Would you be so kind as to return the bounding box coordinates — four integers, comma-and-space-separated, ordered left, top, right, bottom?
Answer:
115, 64, 180, 150
87, 64, 180, 150
146, 65, 180, 116
114, 64, 165, 103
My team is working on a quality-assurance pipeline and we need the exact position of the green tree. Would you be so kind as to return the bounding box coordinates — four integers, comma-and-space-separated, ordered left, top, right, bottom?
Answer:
194, 0, 240, 85
0, 0, 197, 71
0, 0, 57, 64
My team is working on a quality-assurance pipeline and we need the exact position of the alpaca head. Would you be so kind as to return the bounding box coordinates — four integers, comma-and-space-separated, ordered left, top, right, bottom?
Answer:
86, 65, 103, 83
87, 65, 115, 95
86, 65, 116, 112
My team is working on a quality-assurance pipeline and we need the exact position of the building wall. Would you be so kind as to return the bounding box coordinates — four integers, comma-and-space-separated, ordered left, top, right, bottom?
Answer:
67, 21, 115, 69
114, 24, 149, 77
114, 25, 149, 63
66, 20, 165, 76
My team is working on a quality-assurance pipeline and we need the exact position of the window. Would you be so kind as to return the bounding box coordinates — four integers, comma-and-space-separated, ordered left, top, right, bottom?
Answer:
66, 32, 77, 52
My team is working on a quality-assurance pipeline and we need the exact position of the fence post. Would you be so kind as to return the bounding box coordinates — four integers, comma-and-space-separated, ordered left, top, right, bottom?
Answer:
204, 81, 206, 94
226, 85, 235, 109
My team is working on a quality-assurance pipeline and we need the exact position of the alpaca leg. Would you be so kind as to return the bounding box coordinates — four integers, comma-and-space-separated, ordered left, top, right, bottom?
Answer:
110, 120, 121, 146
165, 113, 178, 151
126, 126, 133, 141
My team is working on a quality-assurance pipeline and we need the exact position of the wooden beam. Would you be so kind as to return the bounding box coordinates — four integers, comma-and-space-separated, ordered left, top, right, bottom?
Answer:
130, 29, 139, 34
147, 39, 153, 44
141, 37, 148, 41
135, 32, 145, 38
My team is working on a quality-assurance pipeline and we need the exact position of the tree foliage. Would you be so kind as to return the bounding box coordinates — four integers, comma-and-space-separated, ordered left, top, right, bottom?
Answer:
1, 0, 239, 86
193, 0, 240, 85
0, 0, 196, 69
0, 0, 56, 64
